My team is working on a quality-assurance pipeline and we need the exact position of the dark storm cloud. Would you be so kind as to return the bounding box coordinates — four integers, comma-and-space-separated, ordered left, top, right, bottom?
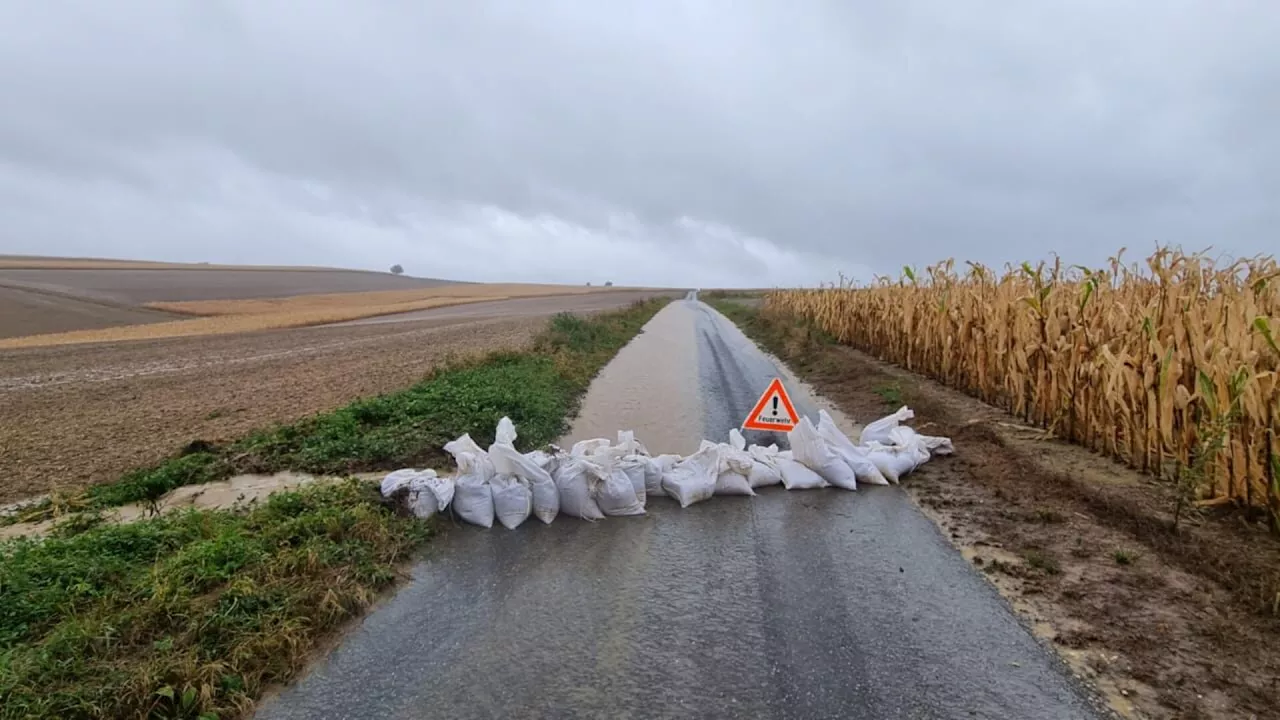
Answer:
0, 1, 1276, 285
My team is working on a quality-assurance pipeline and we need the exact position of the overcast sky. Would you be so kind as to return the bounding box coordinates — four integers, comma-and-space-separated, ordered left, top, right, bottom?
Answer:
1, 1, 1277, 286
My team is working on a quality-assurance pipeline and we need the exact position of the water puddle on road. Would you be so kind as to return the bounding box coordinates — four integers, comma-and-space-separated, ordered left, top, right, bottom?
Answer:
0, 471, 372, 540
560, 300, 707, 455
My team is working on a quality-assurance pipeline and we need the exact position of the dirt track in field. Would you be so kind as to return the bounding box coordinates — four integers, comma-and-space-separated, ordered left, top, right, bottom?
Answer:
0, 291, 672, 503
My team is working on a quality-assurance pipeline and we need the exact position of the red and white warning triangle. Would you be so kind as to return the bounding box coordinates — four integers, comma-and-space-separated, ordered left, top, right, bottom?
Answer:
741, 377, 800, 432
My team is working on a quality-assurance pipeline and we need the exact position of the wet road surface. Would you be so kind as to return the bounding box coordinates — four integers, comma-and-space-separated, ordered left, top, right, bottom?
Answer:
255, 298, 1106, 720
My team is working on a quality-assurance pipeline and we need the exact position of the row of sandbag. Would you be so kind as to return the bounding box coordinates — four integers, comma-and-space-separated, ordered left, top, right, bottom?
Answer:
380, 407, 952, 530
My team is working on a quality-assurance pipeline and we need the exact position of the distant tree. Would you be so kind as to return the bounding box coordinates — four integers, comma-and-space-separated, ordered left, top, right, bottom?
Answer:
586, 281, 592, 286
604, 280, 614, 286
390, 264, 404, 275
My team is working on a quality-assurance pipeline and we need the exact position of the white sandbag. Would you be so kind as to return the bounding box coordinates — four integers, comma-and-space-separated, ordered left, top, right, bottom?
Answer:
789, 417, 858, 490
922, 435, 954, 455
383, 469, 454, 519
592, 453, 645, 516
860, 438, 931, 481
495, 416, 518, 445
406, 480, 440, 519
776, 456, 828, 490
746, 444, 783, 488
488, 418, 559, 524
617, 455, 650, 504
663, 444, 719, 508
380, 469, 420, 498
859, 406, 916, 445
406, 470, 455, 519
888, 426, 954, 457
644, 454, 680, 497
521, 448, 563, 524
553, 455, 606, 521
715, 470, 754, 495
571, 438, 612, 457
817, 410, 889, 486
526, 449, 562, 477
490, 473, 533, 529
615, 430, 651, 457
747, 462, 782, 488
865, 444, 920, 484
527, 471, 560, 524
714, 429, 755, 496
444, 432, 495, 482
452, 452, 495, 528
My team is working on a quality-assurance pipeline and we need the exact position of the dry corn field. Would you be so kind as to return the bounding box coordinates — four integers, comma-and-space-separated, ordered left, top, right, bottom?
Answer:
769, 248, 1280, 522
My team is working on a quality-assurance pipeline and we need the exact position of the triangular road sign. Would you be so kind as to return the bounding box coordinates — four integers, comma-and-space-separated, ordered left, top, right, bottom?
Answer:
742, 378, 800, 432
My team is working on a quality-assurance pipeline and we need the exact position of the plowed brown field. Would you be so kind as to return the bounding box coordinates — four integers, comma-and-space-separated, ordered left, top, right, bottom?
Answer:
0, 290, 674, 503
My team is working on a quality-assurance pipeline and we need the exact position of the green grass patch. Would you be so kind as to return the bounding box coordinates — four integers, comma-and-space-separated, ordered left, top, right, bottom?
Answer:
0, 298, 668, 719
1, 480, 430, 719
1023, 549, 1061, 575
707, 297, 836, 352
873, 381, 904, 407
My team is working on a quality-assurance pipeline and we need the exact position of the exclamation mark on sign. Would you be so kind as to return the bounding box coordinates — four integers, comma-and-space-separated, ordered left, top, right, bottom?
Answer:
771, 396, 779, 416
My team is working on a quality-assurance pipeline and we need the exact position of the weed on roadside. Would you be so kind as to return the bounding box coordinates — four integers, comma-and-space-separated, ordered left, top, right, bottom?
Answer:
1033, 508, 1065, 524
1113, 548, 1137, 566
1024, 549, 1061, 575
873, 381, 904, 407
1070, 537, 1093, 558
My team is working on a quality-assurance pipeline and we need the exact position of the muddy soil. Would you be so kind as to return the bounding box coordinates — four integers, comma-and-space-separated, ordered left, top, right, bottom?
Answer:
0, 318, 531, 503
745, 308, 1280, 719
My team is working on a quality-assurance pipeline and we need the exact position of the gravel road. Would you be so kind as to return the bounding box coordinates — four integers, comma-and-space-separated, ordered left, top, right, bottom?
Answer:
254, 296, 1107, 720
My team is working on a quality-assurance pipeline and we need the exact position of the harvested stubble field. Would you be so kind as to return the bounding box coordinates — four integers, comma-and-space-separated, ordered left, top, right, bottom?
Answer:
0, 289, 672, 504
1, 284, 616, 349
0, 258, 463, 339
0, 266, 453, 305
0, 285, 183, 339
0, 257, 350, 270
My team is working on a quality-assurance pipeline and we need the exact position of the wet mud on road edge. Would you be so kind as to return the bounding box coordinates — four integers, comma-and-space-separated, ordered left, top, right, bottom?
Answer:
706, 298, 1280, 720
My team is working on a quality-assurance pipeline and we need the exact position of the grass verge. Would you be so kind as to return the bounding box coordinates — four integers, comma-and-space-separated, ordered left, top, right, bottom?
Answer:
0, 297, 669, 719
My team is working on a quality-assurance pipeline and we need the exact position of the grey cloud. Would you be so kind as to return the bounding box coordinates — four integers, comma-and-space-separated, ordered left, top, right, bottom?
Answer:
0, 1, 1277, 286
